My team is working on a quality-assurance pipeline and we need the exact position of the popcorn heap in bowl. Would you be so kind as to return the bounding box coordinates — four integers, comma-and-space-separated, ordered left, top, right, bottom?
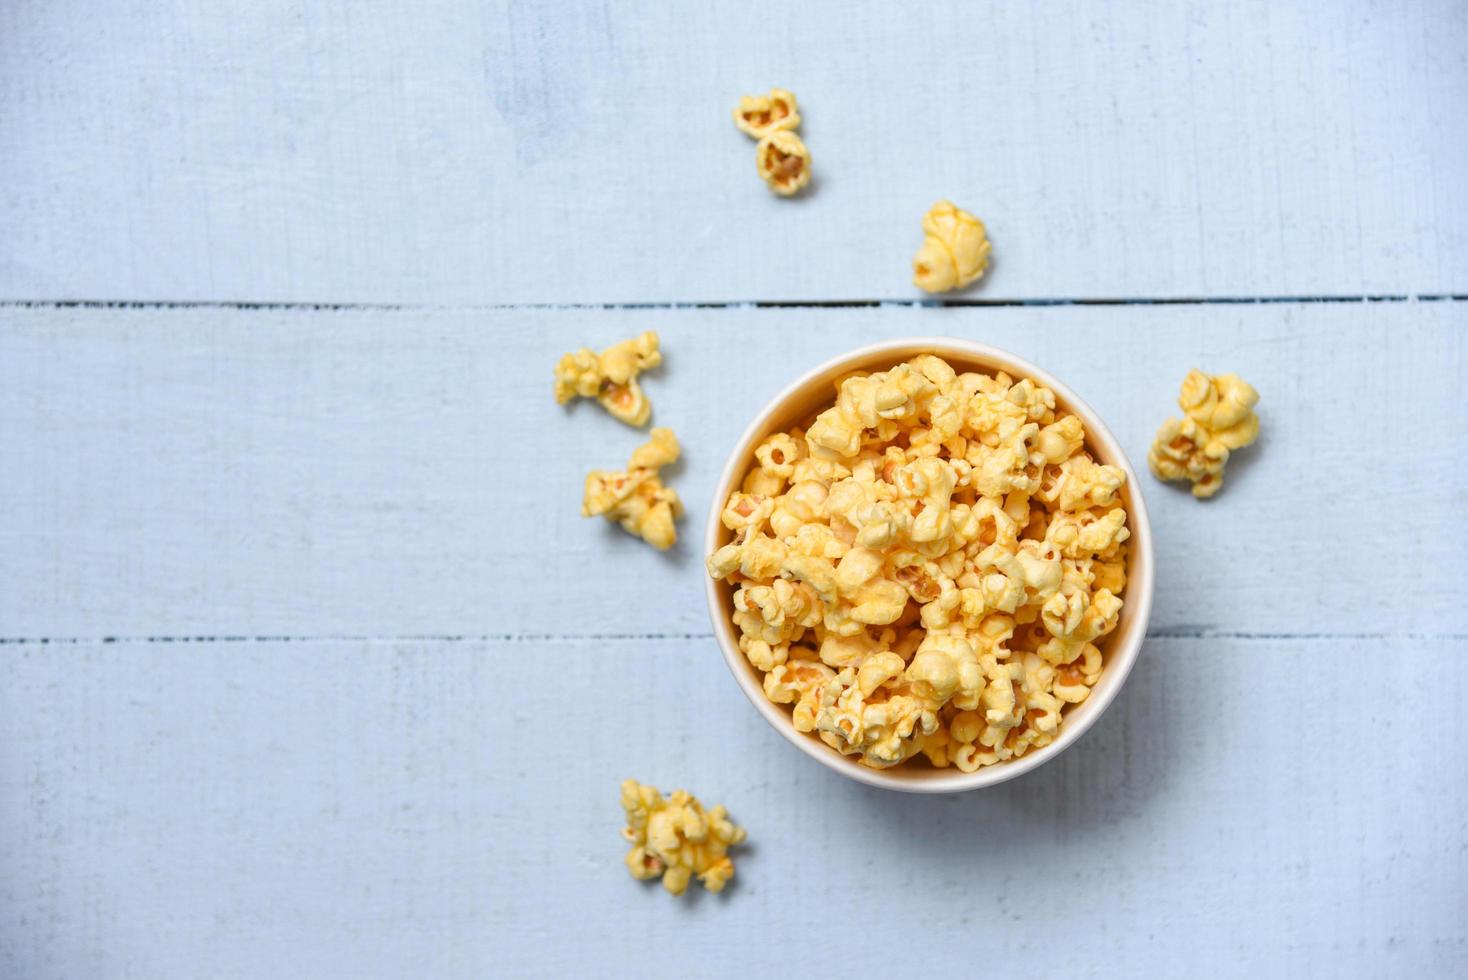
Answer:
706, 354, 1131, 772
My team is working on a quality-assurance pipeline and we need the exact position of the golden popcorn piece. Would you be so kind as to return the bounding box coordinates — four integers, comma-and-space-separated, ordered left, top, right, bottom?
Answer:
912, 200, 992, 293
706, 355, 1132, 772
733, 88, 801, 139
815, 667, 940, 768
583, 428, 684, 550
1148, 370, 1261, 498
756, 131, 812, 197
619, 779, 747, 897
553, 330, 662, 427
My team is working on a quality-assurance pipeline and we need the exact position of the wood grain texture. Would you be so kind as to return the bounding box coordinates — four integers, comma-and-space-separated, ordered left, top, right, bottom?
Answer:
2, 634, 1465, 979
3, 2, 1466, 974
0, 300, 1463, 641
1, 0, 1466, 304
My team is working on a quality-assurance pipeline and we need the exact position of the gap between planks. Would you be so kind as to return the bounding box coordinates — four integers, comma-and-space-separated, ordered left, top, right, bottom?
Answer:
1, 629, 1464, 647
0, 294, 1465, 314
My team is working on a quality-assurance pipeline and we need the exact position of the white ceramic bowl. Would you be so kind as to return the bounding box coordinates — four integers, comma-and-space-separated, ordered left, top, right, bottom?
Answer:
704, 337, 1154, 793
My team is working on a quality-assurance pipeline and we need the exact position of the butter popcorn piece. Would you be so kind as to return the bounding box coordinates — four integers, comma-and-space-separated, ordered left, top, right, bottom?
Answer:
756, 131, 812, 197
1148, 370, 1260, 498
620, 779, 747, 896
733, 88, 801, 139
583, 428, 683, 549
707, 355, 1132, 773
553, 330, 662, 427
814, 667, 940, 768
912, 200, 991, 293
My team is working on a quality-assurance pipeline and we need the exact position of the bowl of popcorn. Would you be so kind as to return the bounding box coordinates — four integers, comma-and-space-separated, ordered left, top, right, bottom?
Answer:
704, 338, 1154, 792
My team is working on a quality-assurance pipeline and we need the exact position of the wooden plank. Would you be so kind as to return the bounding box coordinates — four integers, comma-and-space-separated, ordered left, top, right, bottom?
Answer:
1, 1, 1465, 304
1, 633, 1464, 977
0, 300, 1462, 640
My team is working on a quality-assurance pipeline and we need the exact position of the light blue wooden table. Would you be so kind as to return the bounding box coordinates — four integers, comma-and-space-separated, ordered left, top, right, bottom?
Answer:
2, 2, 1465, 977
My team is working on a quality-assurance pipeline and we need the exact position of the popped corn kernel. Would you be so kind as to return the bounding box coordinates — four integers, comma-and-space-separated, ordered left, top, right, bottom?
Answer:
1045, 506, 1130, 560
1035, 415, 1086, 465
619, 779, 746, 896
708, 354, 1133, 772
814, 667, 940, 768
754, 431, 802, 479
912, 200, 992, 293
733, 88, 801, 139
583, 428, 683, 550
1040, 454, 1126, 512
1148, 370, 1260, 498
554, 331, 662, 427
764, 656, 836, 731
756, 131, 812, 196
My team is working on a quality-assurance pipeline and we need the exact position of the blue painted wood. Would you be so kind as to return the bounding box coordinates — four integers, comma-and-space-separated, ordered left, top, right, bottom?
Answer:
1, 634, 1464, 978
0, 302, 1462, 640
2, 1, 1466, 975
0, 1, 1465, 303
0, 299, 1464, 976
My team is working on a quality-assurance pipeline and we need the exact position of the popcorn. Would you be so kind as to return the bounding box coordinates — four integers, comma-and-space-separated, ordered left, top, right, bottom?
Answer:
912, 200, 992, 293
733, 89, 812, 196
764, 656, 836, 732
1045, 507, 1130, 560
1034, 415, 1085, 465
754, 432, 802, 479
834, 547, 909, 626
733, 88, 801, 139
1041, 454, 1126, 512
1148, 370, 1261, 498
620, 779, 746, 896
814, 668, 940, 768
756, 131, 812, 196
583, 428, 683, 550
554, 331, 662, 427
707, 355, 1131, 772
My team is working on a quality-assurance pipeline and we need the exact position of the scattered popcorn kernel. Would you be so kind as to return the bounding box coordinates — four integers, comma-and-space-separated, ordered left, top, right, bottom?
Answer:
756, 131, 812, 196
554, 331, 662, 427
1148, 370, 1260, 498
912, 200, 991, 293
733, 88, 801, 139
583, 428, 684, 550
619, 779, 747, 896
707, 355, 1131, 772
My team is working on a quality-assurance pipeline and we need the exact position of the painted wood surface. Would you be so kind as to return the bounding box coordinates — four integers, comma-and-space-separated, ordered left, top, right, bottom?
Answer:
1, 301, 1463, 641
2, 634, 1466, 978
1, 0, 1466, 304
3, 1, 1466, 977
0, 299, 1465, 978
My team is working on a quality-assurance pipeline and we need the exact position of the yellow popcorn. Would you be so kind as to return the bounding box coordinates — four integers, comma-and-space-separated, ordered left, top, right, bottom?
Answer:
1040, 454, 1126, 512
733, 88, 812, 196
814, 668, 941, 768
583, 428, 683, 550
707, 355, 1132, 772
1148, 370, 1261, 498
619, 779, 746, 897
733, 88, 801, 139
754, 431, 802, 480
756, 131, 812, 197
1044, 507, 1130, 560
763, 656, 836, 724
912, 200, 992, 293
554, 331, 662, 427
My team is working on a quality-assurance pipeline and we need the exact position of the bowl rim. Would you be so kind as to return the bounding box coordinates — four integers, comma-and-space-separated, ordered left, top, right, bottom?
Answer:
702, 336, 1155, 793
